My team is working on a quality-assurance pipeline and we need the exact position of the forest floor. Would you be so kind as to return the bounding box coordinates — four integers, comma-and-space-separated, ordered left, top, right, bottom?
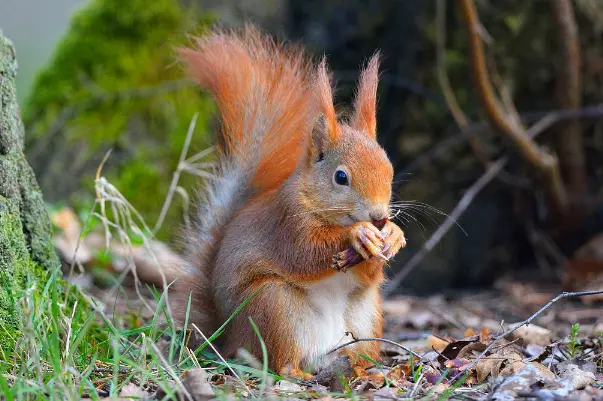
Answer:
4, 206, 602, 400
84, 276, 603, 401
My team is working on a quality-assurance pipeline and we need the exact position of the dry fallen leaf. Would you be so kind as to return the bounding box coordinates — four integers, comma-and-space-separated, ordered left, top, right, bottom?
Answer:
386, 363, 411, 382
456, 341, 487, 360
557, 363, 596, 390
368, 372, 386, 388
507, 323, 552, 346
182, 368, 215, 398
475, 355, 505, 383
274, 380, 304, 394
437, 335, 481, 363
427, 334, 449, 350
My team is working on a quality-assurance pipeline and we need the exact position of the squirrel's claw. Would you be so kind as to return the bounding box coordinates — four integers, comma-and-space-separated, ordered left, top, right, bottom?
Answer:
331, 249, 353, 272
380, 220, 406, 260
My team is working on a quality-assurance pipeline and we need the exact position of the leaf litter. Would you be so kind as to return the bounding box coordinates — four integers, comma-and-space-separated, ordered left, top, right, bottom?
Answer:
49, 206, 603, 400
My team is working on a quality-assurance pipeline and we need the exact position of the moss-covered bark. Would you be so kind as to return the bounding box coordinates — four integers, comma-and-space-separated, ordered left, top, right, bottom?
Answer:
0, 30, 59, 351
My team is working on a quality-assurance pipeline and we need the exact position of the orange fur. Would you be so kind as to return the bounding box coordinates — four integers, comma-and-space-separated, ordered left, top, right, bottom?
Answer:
178, 25, 316, 192
316, 58, 340, 141
351, 53, 380, 138
163, 27, 405, 373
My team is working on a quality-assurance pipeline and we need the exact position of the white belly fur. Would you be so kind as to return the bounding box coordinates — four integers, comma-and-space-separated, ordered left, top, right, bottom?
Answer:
295, 272, 379, 370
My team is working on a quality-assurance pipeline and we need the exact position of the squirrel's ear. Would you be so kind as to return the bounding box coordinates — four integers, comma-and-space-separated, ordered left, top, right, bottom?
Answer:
351, 52, 380, 139
309, 115, 328, 161
308, 58, 339, 163
315, 58, 339, 143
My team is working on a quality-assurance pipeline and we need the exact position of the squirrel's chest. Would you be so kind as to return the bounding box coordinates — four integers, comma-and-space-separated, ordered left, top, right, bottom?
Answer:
295, 272, 379, 370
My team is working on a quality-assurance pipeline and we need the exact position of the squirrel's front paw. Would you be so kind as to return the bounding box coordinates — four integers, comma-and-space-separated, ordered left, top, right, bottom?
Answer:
349, 222, 385, 261
380, 220, 406, 260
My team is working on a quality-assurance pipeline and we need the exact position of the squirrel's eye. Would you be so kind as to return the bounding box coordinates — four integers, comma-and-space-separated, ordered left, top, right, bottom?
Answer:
334, 169, 349, 186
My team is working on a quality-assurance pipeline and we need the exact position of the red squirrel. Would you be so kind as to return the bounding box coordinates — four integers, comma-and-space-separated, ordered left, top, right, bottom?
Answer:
169, 26, 406, 373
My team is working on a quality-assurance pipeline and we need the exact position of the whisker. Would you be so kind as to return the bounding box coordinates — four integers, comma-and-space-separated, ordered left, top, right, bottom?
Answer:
389, 200, 467, 235
399, 205, 441, 228
400, 210, 427, 232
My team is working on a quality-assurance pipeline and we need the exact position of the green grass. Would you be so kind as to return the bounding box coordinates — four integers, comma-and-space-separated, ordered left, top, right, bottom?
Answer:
0, 261, 286, 400
0, 139, 462, 400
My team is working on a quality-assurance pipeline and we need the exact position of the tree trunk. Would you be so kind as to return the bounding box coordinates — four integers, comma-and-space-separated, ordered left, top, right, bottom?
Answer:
0, 30, 59, 350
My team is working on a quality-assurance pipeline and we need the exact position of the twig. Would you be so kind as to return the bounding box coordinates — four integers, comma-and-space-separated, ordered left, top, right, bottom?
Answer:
450, 289, 603, 383
394, 104, 603, 182
436, 0, 489, 165
459, 0, 569, 216
152, 113, 198, 235
384, 157, 505, 296
326, 337, 422, 360
384, 112, 560, 295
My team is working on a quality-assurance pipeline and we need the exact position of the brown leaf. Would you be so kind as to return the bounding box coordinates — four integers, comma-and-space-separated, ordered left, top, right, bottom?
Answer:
386, 364, 411, 382
97, 383, 148, 401
507, 323, 552, 346
368, 372, 386, 388
557, 363, 596, 390
427, 334, 449, 351
489, 363, 555, 401
181, 368, 215, 400
456, 342, 487, 360
475, 355, 505, 383
437, 335, 480, 363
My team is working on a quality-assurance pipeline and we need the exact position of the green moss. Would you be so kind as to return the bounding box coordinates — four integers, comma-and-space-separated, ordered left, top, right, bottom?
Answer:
24, 0, 216, 239
0, 196, 37, 352
18, 157, 60, 270
1, 30, 60, 353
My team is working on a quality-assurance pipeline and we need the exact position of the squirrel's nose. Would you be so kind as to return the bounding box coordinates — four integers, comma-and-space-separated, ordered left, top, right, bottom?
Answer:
369, 207, 388, 222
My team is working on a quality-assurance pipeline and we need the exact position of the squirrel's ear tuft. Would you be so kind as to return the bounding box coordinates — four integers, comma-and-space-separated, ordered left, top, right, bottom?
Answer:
315, 58, 339, 142
310, 115, 328, 161
351, 52, 380, 139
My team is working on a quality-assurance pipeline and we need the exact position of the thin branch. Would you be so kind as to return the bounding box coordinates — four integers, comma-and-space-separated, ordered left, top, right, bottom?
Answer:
436, 0, 489, 165
384, 157, 506, 296
450, 289, 603, 383
384, 112, 560, 295
394, 104, 603, 186
459, 0, 569, 216
326, 337, 422, 360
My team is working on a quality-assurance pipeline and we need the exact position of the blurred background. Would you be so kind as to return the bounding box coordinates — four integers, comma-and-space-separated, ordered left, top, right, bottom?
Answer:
2, 0, 603, 296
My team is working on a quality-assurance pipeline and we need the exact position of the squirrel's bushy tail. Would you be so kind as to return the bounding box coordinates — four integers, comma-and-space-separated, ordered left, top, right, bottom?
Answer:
168, 26, 316, 330
179, 25, 316, 191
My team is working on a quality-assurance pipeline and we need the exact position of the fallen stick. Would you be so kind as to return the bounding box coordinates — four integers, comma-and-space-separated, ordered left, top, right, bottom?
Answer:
450, 289, 603, 383
326, 337, 422, 360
